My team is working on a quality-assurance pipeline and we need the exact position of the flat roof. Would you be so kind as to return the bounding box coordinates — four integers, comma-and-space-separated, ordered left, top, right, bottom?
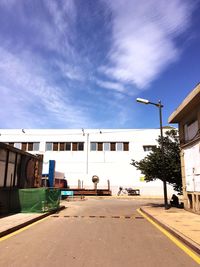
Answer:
168, 83, 200, 123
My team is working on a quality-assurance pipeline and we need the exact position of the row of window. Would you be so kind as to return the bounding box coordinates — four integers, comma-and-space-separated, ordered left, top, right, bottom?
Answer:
46, 142, 84, 151
9, 142, 40, 151
90, 142, 129, 151
8, 142, 156, 152
46, 142, 130, 151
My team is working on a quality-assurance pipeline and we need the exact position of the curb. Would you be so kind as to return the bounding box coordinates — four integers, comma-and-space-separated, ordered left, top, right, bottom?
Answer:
0, 206, 65, 238
140, 208, 200, 255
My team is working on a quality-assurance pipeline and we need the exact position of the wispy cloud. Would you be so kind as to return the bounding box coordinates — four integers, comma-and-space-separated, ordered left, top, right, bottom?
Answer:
0, 0, 197, 129
96, 80, 125, 93
0, 0, 95, 128
100, 0, 196, 88
0, 47, 91, 128
43, 0, 77, 54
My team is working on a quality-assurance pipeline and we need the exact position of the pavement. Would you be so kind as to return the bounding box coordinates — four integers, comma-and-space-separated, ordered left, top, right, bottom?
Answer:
0, 206, 65, 238
0, 199, 200, 256
140, 205, 200, 255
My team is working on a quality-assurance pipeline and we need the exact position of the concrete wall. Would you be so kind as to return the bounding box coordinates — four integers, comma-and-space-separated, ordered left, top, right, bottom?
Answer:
0, 129, 177, 197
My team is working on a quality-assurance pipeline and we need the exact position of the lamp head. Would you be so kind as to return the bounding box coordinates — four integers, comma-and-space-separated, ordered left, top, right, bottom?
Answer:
136, 98, 149, 104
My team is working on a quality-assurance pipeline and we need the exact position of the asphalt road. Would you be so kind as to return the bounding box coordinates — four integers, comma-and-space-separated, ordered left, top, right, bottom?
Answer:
0, 198, 199, 267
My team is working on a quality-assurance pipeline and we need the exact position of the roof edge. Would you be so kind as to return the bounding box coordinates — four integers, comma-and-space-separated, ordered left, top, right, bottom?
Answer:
168, 83, 200, 123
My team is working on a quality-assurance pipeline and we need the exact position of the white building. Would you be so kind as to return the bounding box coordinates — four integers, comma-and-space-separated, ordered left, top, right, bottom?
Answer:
0, 129, 176, 196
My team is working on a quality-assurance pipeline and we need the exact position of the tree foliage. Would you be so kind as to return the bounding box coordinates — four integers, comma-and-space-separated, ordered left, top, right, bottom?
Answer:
131, 129, 182, 193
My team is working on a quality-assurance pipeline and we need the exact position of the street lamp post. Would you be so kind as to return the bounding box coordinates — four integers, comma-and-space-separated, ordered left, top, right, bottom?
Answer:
136, 98, 169, 209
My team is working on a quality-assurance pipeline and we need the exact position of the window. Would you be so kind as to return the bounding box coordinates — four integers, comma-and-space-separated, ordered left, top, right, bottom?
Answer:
33, 142, 40, 151
98, 142, 103, 151
143, 145, 156, 152
116, 142, 123, 151
60, 143, 65, 151
46, 142, 53, 151
104, 143, 110, 151
111, 142, 116, 151
184, 120, 198, 141
72, 142, 78, 151
53, 142, 59, 151
123, 142, 129, 151
21, 143, 27, 151
78, 142, 84, 151
65, 142, 71, 151
28, 143, 33, 151
14, 143, 21, 149
91, 142, 97, 151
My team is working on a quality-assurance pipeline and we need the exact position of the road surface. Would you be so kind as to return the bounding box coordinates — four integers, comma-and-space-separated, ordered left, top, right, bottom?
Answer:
0, 198, 199, 267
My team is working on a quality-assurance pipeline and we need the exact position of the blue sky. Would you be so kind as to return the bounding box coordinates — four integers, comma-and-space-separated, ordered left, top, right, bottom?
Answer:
0, 0, 199, 129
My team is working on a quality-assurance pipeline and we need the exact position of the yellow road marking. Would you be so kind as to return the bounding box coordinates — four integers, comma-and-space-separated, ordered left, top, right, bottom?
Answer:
0, 216, 49, 242
137, 209, 200, 265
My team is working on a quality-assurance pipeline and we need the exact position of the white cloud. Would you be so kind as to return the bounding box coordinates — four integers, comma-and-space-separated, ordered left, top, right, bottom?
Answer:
0, 47, 91, 128
54, 60, 85, 81
101, 0, 195, 88
95, 79, 126, 93
0, 0, 197, 129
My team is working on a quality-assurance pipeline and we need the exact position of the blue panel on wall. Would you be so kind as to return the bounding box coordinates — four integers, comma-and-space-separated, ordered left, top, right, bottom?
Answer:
48, 160, 55, 187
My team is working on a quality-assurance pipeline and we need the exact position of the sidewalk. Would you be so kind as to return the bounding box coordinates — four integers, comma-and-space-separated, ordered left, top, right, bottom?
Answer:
0, 206, 65, 238
140, 205, 200, 255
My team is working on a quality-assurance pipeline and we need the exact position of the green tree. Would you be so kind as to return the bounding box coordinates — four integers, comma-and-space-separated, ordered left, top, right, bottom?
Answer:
131, 129, 182, 193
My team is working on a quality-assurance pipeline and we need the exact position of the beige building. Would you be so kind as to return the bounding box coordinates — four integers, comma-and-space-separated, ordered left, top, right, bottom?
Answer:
169, 83, 200, 214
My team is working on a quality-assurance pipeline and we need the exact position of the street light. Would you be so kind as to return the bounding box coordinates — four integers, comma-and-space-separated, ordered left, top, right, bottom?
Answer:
136, 98, 169, 209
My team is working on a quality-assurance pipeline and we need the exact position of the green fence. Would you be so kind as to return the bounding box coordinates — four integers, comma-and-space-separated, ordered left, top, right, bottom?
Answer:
19, 188, 61, 213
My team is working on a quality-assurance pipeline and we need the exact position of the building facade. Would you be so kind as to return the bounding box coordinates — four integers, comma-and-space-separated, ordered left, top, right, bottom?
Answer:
0, 128, 176, 196
169, 83, 200, 214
